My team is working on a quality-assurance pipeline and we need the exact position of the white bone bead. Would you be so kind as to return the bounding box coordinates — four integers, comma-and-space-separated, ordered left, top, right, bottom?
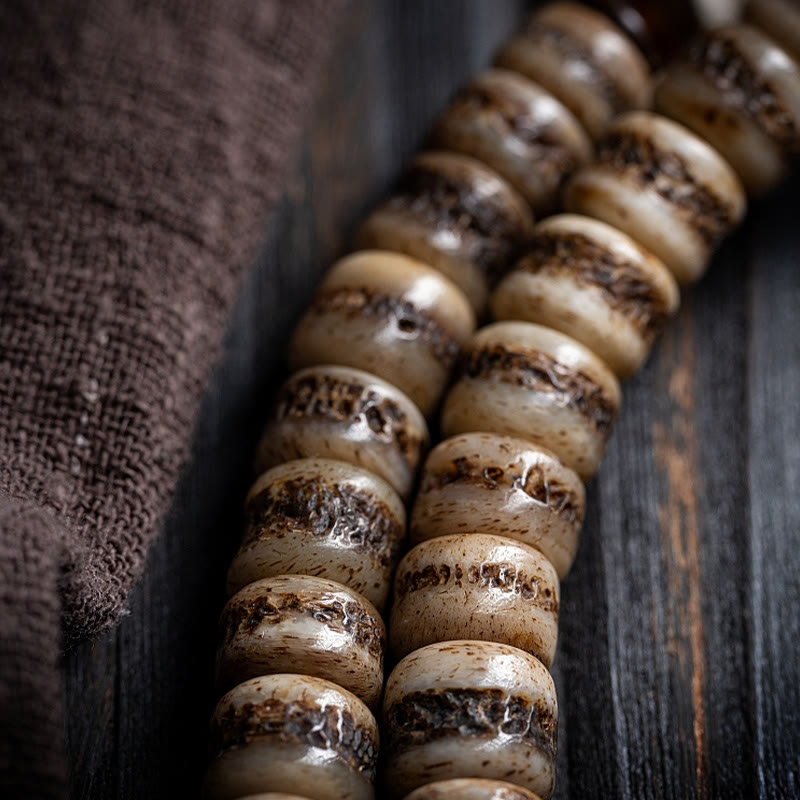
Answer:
204, 675, 378, 800
565, 111, 746, 284
382, 641, 558, 800
655, 24, 800, 195
441, 321, 621, 481
431, 68, 592, 214
390, 533, 560, 667
495, 1, 652, 139
227, 459, 406, 612
216, 575, 386, 709
288, 251, 475, 418
410, 433, 584, 579
255, 365, 429, 501
355, 151, 534, 314
491, 213, 679, 378
402, 779, 544, 800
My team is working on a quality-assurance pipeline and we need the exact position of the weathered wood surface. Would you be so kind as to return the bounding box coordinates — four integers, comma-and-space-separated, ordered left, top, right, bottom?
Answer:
63, 1, 800, 797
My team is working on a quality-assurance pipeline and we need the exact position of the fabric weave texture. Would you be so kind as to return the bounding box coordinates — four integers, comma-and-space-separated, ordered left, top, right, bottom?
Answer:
0, 0, 343, 796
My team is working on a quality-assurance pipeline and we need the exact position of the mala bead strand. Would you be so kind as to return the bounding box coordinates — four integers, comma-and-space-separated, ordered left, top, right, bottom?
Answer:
430, 68, 593, 215
495, 1, 652, 139
382, 9, 661, 799
382, 641, 558, 800
564, 110, 747, 285
654, 23, 800, 195
492, 213, 679, 378
204, 675, 379, 800
208, 461, 395, 799
355, 151, 534, 314
206, 5, 800, 800
227, 459, 406, 611
214, 343, 434, 795
208, 458, 403, 798
210, 149, 477, 797
395, 9, 800, 796
288, 251, 476, 418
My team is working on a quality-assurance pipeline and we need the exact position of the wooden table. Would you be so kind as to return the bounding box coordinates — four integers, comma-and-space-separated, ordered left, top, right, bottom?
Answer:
64, 1, 800, 797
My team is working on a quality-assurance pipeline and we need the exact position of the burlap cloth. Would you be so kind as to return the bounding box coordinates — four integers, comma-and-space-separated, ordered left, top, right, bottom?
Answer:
0, 1, 344, 795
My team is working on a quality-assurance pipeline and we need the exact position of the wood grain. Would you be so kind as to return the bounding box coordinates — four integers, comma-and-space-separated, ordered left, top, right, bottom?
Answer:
64, 1, 800, 797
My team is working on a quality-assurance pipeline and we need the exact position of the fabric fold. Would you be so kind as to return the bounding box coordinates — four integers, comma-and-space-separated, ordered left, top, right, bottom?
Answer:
0, 0, 346, 795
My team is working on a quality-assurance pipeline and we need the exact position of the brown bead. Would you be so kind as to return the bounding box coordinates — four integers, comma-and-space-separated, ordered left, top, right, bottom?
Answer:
255, 365, 429, 501
382, 641, 557, 800
588, 0, 699, 68
495, 1, 652, 139
565, 111, 746, 284
228, 458, 406, 612
410, 432, 584, 580
492, 213, 679, 377
441, 321, 621, 481
289, 250, 475, 418
655, 24, 800, 195
355, 151, 534, 314
204, 675, 379, 800
390, 533, 560, 667
431, 68, 592, 214
216, 575, 386, 709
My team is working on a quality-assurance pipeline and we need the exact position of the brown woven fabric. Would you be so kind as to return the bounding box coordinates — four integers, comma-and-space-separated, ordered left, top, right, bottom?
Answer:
0, 0, 344, 795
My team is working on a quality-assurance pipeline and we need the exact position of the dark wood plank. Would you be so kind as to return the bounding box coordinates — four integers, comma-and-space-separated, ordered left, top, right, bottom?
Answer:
690, 225, 755, 799
589, 308, 702, 799
556, 484, 618, 799
746, 179, 800, 800
63, 634, 117, 800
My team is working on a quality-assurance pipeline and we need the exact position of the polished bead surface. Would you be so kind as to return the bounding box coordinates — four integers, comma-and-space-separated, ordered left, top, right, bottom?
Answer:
216, 575, 386, 708
655, 24, 800, 195
441, 321, 621, 480
355, 151, 534, 314
227, 459, 406, 611
410, 433, 584, 579
495, 0, 652, 139
402, 779, 544, 800
382, 641, 557, 800
431, 68, 592, 214
492, 213, 679, 377
256, 365, 429, 501
289, 251, 475, 417
746, 0, 800, 62
204, 675, 379, 800
565, 111, 746, 284
390, 533, 560, 667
